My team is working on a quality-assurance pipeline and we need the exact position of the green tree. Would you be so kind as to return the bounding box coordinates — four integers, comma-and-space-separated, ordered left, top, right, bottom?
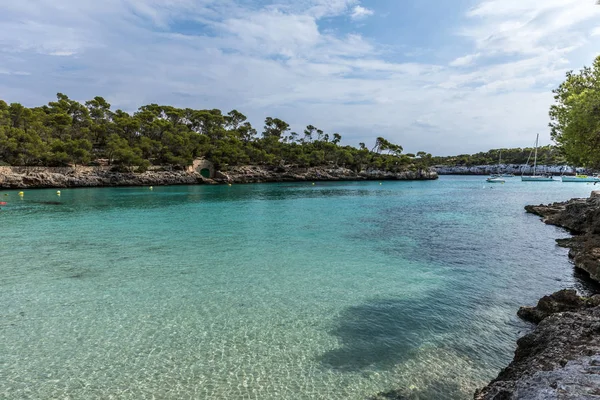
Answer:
550, 55, 600, 168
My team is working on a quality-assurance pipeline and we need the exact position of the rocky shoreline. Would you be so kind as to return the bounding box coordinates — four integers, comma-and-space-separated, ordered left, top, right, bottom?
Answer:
0, 165, 438, 189
525, 194, 600, 282
434, 165, 580, 176
475, 193, 600, 399
214, 165, 438, 184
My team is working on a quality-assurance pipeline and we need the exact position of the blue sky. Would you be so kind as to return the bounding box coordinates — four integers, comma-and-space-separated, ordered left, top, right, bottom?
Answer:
0, 0, 599, 155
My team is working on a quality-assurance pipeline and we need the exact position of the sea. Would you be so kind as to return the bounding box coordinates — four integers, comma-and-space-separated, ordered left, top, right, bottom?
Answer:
1, 176, 598, 399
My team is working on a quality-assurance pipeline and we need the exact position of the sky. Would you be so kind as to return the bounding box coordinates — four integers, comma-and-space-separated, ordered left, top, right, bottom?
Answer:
0, 0, 599, 155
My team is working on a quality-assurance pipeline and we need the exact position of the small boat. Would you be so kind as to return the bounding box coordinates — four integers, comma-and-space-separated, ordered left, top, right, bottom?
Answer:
487, 152, 507, 183
522, 134, 555, 182
486, 176, 505, 183
561, 175, 600, 183
522, 175, 554, 182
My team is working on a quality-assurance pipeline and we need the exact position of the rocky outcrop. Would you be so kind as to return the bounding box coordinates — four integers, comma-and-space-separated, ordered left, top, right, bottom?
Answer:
213, 165, 438, 184
517, 289, 600, 324
475, 193, 600, 399
475, 291, 600, 399
0, 167, 208, 189
0, 165, 438, 189
525, 193, 600, 282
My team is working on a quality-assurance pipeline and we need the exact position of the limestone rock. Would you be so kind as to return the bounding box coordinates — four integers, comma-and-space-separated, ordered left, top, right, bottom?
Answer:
525, 195, 600, 283
476, 301, 600, 399
0, 165, 439, 189
0, 167, 206, 189
512, 356, 600, 399
211, 165, 438, 184
517, 289, 588, 324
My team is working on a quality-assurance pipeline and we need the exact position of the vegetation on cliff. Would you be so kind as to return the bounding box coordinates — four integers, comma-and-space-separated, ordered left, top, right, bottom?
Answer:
0, 95, 431, 172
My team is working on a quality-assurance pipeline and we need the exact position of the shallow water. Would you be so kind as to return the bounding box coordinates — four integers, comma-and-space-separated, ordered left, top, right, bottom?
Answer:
1, 176, 597, 399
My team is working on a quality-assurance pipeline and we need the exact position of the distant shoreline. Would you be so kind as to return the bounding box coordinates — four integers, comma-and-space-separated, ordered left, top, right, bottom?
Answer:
435, 164, 585, 176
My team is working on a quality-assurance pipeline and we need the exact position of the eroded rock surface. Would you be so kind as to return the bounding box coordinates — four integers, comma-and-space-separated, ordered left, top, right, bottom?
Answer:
475, 194, 600, 399
212, 165, 438, 184
476, 299, 600, 399
525, 195, 600, 282
0, 168, 208, 189
0, 165, 438, 189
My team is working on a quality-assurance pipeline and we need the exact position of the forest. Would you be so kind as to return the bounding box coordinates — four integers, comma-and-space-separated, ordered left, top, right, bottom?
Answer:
0, 94, 427, 172
431, 146, 566, 167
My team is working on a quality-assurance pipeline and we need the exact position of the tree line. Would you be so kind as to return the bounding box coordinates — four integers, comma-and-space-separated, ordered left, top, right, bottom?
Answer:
431, 146, 567, 167
0, 94, 432, 172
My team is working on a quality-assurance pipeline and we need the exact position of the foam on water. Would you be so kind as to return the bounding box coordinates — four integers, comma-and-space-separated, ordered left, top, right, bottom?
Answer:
1, 177, 598, 399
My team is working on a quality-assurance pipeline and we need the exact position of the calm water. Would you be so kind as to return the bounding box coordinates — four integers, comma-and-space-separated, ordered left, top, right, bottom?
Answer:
1, 176, 598, 399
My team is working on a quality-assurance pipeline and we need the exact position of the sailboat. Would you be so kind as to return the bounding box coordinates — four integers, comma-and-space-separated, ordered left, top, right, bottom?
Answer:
486, 151, 505, 183
521, 134, 554, 181
561, 174, 600, 183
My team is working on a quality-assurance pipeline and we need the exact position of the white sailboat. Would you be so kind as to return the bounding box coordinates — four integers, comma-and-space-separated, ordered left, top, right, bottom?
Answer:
486, 151, 505, 183
561, 175, 600, 183
521, 134, 554, 182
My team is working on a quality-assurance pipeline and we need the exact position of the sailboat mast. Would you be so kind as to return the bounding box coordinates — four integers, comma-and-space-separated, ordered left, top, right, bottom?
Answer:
498, 150, 502, 174
533, 134, 539, 176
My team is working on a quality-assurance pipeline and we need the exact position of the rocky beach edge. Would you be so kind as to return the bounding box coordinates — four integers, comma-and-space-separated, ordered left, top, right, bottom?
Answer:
0, 165, 438, 189
434, 165, 581, 176
474, 192, 600, 399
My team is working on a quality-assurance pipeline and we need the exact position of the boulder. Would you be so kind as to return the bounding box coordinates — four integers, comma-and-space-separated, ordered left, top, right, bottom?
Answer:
517, 289, 586, 324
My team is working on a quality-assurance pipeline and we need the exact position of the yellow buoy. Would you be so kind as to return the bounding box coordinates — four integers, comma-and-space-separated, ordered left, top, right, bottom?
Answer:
18, 191, 24, 196
228, 183, 232, 186
379, 182, 382, 185
149, 186, 153, 190
56, 191, 61, 195
312, 183, 315, 186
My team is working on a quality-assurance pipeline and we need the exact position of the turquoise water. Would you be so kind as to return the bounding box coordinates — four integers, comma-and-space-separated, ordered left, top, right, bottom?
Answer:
1, 176, 598, 399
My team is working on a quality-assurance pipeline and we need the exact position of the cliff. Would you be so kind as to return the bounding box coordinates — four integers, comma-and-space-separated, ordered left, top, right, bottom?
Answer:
0, 166, 207, 189
476, 193, 600, 399
213, 165, 438, 184
0, 165, 438, 189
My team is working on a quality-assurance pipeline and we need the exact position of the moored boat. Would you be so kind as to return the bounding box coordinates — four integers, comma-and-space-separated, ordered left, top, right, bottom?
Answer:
522, 134, 555, 182
561, 175, 600, 183
522, 176, 554, 182
486, 177, 505, 183
487, 152, 507, 183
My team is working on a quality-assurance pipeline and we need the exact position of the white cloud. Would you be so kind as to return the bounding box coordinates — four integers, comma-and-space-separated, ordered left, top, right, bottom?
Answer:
0, 0, 597, 155
449, 53, 481, 67
460, 0, 598, 56
220, 11, 321, 57
592, 26, 600, 36
304, 0, 358, 18
350, 5, 374, 20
